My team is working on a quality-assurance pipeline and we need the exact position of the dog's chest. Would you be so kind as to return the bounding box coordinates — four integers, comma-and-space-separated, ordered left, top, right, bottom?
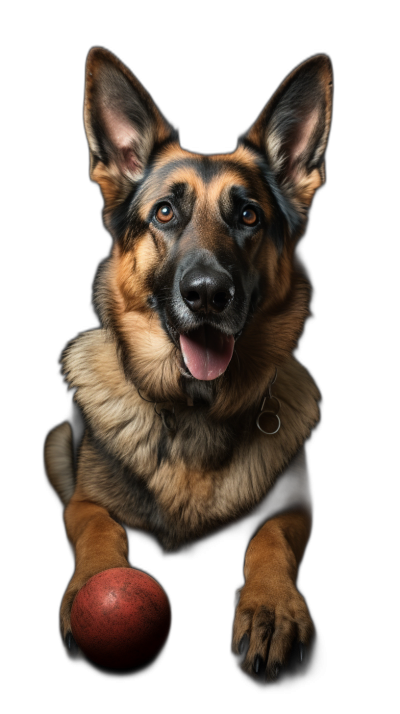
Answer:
82, 402, 283, 548
112, 431, 279, 549
65, 329, 320, 548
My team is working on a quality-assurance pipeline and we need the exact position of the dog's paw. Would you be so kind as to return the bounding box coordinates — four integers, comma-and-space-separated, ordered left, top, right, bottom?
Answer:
232, 579, 314, 681
60, 574, 93, 651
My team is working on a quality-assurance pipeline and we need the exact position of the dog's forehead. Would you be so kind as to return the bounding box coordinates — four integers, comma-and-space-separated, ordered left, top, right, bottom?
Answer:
142, 144, 263, 204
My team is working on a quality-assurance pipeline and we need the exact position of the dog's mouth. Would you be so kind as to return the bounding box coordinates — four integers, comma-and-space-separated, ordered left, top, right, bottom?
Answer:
162, 313, 241, 382
179, 325, 235, 381
165, 318, 241, 381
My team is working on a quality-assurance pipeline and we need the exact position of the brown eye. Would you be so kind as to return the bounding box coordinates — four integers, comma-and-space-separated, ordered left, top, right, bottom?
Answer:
156, 204, 174, 223
241, 207, 258, 226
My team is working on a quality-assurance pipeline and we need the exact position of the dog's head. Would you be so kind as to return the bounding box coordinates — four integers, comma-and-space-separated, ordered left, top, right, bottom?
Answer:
84, 48, 332, 416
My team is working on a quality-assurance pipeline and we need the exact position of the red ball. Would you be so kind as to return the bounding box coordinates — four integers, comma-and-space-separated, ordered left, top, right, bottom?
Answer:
70, 567, 171, 670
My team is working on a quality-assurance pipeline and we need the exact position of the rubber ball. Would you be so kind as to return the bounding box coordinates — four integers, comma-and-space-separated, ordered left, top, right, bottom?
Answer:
70, 567, 171, 670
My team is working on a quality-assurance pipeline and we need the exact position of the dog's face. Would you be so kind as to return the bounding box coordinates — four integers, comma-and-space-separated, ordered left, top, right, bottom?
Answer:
84, 49, 332, 414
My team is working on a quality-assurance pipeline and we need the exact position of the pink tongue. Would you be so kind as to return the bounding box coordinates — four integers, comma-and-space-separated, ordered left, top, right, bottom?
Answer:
180, 326, 235, 381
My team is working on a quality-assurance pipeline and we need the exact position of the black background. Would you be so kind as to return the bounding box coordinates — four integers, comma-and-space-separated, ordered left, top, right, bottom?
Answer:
13, 18, 381, 711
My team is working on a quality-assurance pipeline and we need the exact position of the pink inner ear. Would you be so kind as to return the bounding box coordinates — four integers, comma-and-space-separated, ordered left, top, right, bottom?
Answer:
121, 147, 141, 173
101, 105, 142, 175
291, 108, 320, 169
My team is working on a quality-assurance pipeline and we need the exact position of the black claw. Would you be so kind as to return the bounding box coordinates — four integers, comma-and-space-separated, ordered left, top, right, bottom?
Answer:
65, 631, 78, 652
269, 662, 281, 680
298, 642, 305, 664
253, 655, 262, 674
234, 590, 240, 610
239, 634, 249, 655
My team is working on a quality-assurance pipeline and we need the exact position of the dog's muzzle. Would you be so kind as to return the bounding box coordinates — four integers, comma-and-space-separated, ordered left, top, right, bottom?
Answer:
175, 261, 235, 380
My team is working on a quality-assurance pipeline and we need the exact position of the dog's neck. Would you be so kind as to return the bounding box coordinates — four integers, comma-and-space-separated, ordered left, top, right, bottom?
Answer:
137, 366, 280, 438
181, 375, 218, 407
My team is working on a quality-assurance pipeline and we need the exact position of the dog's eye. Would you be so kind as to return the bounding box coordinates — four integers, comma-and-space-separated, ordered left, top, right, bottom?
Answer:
241, 207, 258, 226
156, 204, 174, 223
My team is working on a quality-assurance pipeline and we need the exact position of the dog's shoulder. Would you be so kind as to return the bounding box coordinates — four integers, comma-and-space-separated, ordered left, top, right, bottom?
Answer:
276, 356, 321, 441
62, 328, 123, 394
63, 327, 162, 470
222, 356, 320, 515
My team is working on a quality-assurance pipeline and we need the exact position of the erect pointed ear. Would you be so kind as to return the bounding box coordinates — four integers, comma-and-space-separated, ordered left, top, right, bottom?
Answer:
242, 55, 333, 210
84, 48, 177, 203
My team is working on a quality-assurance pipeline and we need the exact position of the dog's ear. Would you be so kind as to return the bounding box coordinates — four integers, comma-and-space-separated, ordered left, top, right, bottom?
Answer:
84, 48, 177, 203
242, 55, 333, 209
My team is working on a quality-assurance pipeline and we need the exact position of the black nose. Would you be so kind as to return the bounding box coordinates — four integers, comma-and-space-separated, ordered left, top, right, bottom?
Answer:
180, 265, 234, 314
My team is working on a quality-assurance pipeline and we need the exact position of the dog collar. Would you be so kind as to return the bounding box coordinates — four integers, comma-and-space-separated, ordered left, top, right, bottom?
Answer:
138, 368, 280, 436
256, 368, 281, 435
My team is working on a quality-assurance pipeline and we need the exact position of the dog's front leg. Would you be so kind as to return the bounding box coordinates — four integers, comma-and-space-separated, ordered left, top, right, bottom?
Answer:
61, 486, 130, 647
232, 486, 314, 682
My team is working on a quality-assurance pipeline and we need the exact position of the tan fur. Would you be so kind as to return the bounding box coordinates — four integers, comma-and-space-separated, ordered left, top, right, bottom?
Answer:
60, 481, 131, 638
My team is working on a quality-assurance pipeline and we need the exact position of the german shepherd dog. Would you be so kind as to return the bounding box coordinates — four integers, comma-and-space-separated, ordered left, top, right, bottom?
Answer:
45, 48, 332, 679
